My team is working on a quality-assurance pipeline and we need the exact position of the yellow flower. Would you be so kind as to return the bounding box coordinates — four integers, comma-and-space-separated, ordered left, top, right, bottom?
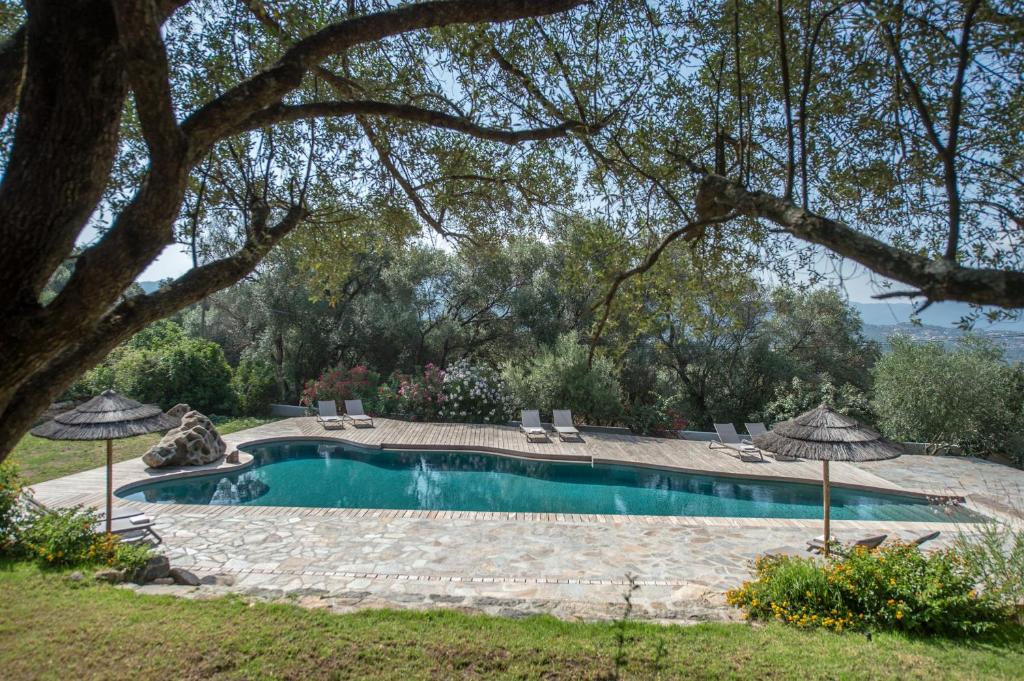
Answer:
889, 578, 896, 586
896, 611, 903, 620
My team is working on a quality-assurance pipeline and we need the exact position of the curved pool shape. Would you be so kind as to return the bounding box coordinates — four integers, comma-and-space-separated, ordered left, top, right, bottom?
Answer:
118, 440, 978, 521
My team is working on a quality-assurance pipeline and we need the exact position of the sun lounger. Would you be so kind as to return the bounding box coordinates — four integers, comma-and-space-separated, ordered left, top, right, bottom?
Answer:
21, 492, 161, 545
710, 423, 764, 462
552, 410, 583, 442
807, 534, 887, 555
910, 530, 941, 547
745, 422, 797, 461
520, 410, 548, 442
95, 514, 163, 545
343, 399, 374, 427
316, 400, 344, 429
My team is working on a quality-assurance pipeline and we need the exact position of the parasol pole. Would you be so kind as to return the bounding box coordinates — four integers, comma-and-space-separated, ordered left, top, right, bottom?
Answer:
822, 460, 831, 558
105, 438, 113, 534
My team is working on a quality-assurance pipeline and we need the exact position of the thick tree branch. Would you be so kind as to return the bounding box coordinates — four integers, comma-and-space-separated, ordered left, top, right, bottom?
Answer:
236, 100, 585, 144
113, 0, 186, 170
183, 0, 587, 155
696, 174, 1024, 309
0, 24, 25, 127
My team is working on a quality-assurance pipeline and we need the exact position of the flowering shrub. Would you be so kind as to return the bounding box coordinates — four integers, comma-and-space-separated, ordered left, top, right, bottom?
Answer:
624, 400, 688, 437
301, 365, 381, 408
439, 359, 510, 424
397, 364, 446, 421
0, 463, 24, 555
727, 543, 1006, 635
21, 507, 102, 567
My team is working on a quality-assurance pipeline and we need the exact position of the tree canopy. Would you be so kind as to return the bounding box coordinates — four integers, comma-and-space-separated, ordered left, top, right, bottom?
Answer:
0, 0, 1021, 457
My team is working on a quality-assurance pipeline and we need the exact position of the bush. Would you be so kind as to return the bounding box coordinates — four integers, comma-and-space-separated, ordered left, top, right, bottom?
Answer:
502, 332, 623, 425
954, 519, 1024, 623
727, 544, 1006, 635
20, 507, 102, 567
761, 375, 872, 424
0, 463, 24, 555
871, 335, 1024, 460
115, 337, 236, 413
110, 542, 154, 572
396, 364, 446, 421
301, 365, 381, 409
439, 359, 510, 424
232, 355, 279, 415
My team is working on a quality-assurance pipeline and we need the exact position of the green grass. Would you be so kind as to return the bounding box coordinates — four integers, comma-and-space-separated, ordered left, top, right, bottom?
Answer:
9, 417, 277, 485
0, 562, 1022, 680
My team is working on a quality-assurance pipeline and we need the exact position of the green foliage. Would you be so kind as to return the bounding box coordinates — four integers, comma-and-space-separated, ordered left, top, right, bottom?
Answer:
727, 544, 1006, 636
0, 463, 24, 555
114, 335, 235, 413
871, 336, 1024, 460
502, 332, 622, 425
64, 320, 235, 413
20, 507, 101, 567
761, 376, 872, 424
110, 542, 154, 573
232, 355, 278, 416
953, 519, 1024, 623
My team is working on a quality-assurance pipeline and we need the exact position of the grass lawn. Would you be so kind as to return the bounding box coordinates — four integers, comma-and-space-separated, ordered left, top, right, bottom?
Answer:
8, 417, 277, 485
0, 562, 1021, 680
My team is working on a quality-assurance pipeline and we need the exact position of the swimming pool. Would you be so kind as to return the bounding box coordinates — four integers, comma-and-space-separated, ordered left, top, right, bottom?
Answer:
118, 440, 978, 521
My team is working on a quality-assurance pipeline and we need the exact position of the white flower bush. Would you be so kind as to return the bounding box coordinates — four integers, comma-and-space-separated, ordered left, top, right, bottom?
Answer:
438, 359, 511, 424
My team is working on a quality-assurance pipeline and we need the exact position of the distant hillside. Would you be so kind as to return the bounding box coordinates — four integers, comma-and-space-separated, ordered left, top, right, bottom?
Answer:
862, 322, 1024, 362
136, 280, 162, 294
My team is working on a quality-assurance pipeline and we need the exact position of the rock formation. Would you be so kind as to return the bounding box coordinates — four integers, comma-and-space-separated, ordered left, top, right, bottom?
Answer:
142, 410, 226, 468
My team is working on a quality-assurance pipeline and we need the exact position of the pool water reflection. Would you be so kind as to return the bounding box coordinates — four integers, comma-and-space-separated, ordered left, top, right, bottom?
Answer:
118, 440, 979, 522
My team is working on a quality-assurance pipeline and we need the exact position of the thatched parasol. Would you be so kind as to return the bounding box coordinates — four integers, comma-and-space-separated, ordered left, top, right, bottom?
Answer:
31, 390, 177, 532
752, 404, 902, 556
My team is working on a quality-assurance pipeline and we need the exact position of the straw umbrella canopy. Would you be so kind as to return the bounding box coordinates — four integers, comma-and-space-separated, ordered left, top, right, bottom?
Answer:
752, 404, 902, 556
31, 390, 177, 532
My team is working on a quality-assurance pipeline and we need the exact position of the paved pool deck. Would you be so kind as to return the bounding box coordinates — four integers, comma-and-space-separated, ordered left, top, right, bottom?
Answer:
28, 417, 1024, 622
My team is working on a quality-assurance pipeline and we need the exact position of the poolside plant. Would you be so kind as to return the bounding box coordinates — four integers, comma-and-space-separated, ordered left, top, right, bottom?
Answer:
727, 544, 1007, 635
396, 364, 446, 421
954, 519, 1024, 624
20, 506, 103, 567
439, 359, 510, 424
301, 365, 381, 409
0, 462, 25, 555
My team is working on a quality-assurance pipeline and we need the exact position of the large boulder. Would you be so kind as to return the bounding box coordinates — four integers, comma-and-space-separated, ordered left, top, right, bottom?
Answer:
165, 403, 191, 423
142, 410, 226, 468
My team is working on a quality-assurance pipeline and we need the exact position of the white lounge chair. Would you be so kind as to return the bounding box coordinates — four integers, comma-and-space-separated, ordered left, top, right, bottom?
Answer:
745, 422, 797, 461
552, 409, 583, 441
710, 423, 764, 462
520, 410, 548, 442
316, 400, 344, 430
343, 399, 374, 427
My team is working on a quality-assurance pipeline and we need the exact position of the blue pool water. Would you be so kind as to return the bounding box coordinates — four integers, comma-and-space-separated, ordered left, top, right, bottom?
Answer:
118, 440, 978, 521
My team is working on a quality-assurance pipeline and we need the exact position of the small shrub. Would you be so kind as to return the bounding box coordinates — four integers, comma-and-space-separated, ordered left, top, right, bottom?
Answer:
0, 463, 25, 555
439, 359, 510, 424
301, 365, 381, 408
397, 364, 446, 421
761, 375, 871, 425
501, 332, 622, 425
232, 355, 279, 415
727, 544, 1006, 635
954, 519, 1024, 623
110, 541, 154, 572
21, 507, 101, 567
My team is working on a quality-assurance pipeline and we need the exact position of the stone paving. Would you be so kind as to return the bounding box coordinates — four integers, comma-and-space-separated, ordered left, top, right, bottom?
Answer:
29, 418, 1023, 622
